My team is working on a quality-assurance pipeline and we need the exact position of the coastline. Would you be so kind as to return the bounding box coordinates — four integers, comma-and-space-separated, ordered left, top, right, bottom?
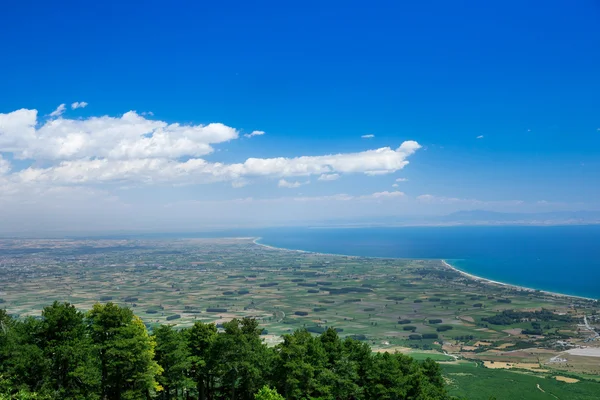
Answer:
440, 260, 593, 302
252, 237, 594, 302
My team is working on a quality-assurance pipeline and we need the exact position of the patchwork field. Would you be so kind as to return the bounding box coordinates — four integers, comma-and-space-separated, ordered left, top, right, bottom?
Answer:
442, 362, 600, 400
1, 237, 599, 396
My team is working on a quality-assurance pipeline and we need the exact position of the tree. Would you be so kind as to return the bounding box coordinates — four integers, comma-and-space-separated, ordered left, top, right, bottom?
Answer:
153, 325, 191, 399
186, 321, 217, 400
0, 309, 13, 371
272, 329, 328, 400
319, 328, 342, 368
38, 301, 100, 399
211, 318, 271, 400
3, 317, 49, 394
88, 303, 162, 400
1, 303, 451, 400
254, 386, 284, 400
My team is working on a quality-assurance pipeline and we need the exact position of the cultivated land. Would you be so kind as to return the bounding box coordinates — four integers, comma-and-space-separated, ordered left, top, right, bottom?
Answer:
1, 237, 599, 399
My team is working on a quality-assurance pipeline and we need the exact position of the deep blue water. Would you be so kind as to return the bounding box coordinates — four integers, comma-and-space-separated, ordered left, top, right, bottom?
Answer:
256, 226, 600, 299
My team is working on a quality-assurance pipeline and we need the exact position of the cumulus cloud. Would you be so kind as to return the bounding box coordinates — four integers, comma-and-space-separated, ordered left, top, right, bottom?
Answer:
318, 173, 340, 181
361, 134, 375, 139
370, 191, 405, 198
278, 179, 306, 188
10, 141, 420, 186
0, 107, 421, 199
0, 109, 238, 161
244, 130, 265, 138
0, 155, 10, 175
49, 104, 66, 117
71, 101, 88, 109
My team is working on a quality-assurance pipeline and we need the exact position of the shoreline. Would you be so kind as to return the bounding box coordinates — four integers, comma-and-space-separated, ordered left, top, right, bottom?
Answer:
252, 237, 595, 302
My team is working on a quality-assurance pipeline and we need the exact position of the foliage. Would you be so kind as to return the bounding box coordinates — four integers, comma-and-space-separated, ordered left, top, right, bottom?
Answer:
0, 303, 450, 400
87, 303, 162, 400
254, 386, 284, 400
482, 309, 573, 325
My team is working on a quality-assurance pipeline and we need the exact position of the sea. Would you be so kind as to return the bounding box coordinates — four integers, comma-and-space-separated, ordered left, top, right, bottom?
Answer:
254, 225, 600, 300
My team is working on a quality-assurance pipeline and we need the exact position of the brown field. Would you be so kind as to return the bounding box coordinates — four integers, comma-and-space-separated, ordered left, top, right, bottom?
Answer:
554, 376, 579, 383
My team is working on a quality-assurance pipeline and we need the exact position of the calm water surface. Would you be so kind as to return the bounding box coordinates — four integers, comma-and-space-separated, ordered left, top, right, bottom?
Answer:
257, 226, 600, 299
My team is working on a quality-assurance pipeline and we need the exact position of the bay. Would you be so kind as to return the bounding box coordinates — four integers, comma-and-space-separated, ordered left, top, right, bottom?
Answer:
256, 225, 600, 299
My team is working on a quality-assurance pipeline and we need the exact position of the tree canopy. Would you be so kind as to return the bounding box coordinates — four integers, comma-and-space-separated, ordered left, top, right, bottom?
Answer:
0, 302, 450, 400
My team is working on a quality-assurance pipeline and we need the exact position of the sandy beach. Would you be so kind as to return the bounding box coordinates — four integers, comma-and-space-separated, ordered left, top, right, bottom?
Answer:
440, 260, 594, 301
252, 237, 593, 302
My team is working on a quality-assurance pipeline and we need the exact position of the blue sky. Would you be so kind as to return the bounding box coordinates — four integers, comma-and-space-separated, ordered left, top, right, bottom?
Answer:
0, 1, 599, 232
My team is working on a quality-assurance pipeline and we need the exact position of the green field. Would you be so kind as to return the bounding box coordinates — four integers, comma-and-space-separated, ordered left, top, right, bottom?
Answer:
443, 362, 600, 400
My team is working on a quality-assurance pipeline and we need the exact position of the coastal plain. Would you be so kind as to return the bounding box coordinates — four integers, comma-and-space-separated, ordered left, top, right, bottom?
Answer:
1, 237, 599, 399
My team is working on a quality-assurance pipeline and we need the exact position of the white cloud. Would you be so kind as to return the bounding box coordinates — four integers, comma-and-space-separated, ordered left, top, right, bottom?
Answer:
417, 194, 523, 206
10, 141, 419, 186
71, 101, 88, 110
476, 135, 484, 139
278, 179, 306, 188
364, 170, 394, 176
0, 155, 10, 175
244, 130, 265, 138
392, 183, 399, 188
49, 104, 66, 117
0, 106, 422, 214
361, 134, 375, 139
0, 107, 421, 187
370, 191, 405, 199
292, 193, 354, 202
231, 180, 249, 188
222, 191, 405, 203
318, 173, 340, 181
0, 109, 238, 161
395, 177, 408, 182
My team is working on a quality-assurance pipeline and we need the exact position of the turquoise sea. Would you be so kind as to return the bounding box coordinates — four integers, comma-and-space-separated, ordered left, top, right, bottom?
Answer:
255, 225, 600, 299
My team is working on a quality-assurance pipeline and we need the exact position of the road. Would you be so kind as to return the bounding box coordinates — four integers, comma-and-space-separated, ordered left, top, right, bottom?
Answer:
583, 315, 599, 342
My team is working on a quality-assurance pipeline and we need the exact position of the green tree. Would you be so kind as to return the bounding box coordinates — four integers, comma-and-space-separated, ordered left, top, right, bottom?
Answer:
38, 301, 100, 399
254, 385, 284, 400
317, 329, 360, 399
272, 329, 328, 400
3, 317, 49, 394
154, 324, 191, 399
211, 318, 271, 400
0, 309, 13, 372
88, 303, 162, 400
187, 321, 217, 400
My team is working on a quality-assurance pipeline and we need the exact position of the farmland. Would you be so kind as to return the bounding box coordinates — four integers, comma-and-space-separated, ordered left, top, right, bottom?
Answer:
1, 237, 599, 396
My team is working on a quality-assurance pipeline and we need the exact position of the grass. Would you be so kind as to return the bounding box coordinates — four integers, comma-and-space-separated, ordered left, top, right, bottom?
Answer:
408, 352, 455, 361
442, 363, 600, 400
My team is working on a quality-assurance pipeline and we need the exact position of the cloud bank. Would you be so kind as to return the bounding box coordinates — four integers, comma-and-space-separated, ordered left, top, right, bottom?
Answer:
0, 107, 421, 191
